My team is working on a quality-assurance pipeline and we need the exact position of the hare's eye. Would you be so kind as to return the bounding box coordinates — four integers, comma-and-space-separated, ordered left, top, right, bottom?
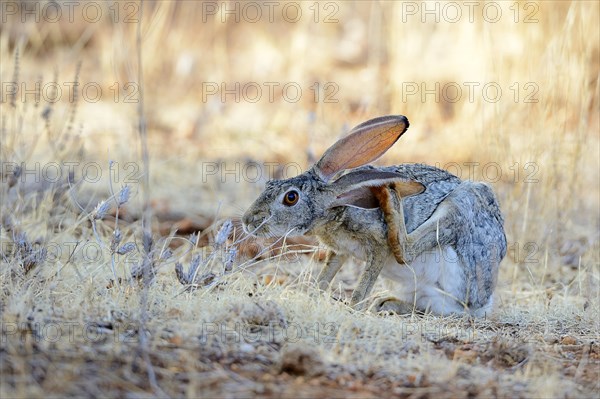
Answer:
283, 190, 299, 206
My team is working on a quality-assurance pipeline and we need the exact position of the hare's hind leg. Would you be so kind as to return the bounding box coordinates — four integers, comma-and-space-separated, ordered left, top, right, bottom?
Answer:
371, 185, 410, 264
372, 183, 455, 264
371, 296, 417, 315
391, 188, 457, 263
317, 251, 348, 290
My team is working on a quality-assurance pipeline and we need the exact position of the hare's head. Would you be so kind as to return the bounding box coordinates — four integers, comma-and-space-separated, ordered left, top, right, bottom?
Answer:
242, 115, 424, 237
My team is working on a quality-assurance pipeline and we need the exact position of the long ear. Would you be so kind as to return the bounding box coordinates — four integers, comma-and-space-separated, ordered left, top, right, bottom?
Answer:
314, 115, 410, 182
329, 187, 380, 209
328, 169, 425, 209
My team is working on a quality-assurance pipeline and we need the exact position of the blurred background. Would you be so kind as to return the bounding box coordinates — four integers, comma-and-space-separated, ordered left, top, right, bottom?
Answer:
1, 1, 598, 289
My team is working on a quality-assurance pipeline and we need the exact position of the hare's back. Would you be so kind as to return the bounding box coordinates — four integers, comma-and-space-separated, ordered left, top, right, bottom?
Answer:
446, 181, 507, 308
450, 181, 507, 260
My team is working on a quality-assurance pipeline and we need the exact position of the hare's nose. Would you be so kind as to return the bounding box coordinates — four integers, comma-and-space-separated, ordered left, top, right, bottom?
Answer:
242, 213, 252, 227
242, 212, 259, 228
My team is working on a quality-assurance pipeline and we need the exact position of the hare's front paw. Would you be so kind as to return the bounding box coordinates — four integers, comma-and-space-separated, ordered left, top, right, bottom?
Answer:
370, 297, 417, 315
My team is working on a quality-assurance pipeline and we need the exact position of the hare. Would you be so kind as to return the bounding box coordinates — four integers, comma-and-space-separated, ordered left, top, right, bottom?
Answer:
242, 115, 506, 316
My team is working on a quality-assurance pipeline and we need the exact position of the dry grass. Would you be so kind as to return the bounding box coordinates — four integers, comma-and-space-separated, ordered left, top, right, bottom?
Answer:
1, 1, 599, 398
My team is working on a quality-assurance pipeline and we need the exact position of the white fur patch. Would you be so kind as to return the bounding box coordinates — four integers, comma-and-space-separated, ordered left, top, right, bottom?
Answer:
380, 246, 472, 315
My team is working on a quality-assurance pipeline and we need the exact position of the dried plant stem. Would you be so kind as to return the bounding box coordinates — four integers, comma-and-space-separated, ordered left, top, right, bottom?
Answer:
134, 2, 163, 395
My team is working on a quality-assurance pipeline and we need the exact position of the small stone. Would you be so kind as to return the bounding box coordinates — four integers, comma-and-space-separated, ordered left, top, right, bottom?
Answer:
168, 335, 183, 346
279, 343, 325, 376
240, 343, 254, 353
543, 335, 559, 344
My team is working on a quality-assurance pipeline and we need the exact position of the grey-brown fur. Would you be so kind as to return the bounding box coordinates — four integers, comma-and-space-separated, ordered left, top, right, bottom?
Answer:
242, 115, 506, 316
